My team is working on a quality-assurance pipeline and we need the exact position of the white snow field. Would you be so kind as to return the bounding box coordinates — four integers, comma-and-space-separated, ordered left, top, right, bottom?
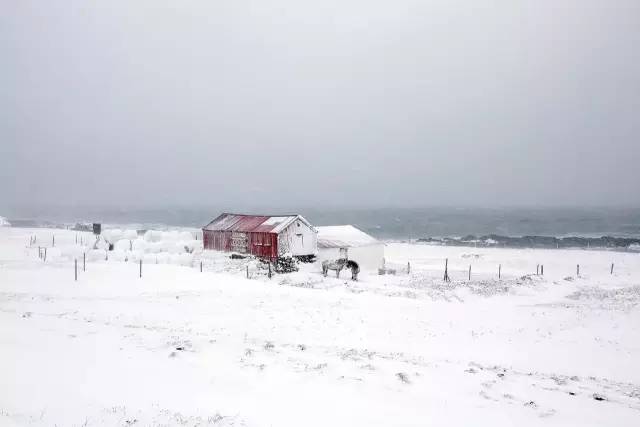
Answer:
1, 228, 639, 426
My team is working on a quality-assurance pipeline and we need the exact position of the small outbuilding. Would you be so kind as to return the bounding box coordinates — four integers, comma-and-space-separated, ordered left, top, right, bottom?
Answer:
202, 213, 317, 259
316, 225, 384, 271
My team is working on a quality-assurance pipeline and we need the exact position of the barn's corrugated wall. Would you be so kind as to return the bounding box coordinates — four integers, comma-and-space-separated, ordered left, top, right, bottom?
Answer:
203, 230, 278, 259
203, 230, 230, 252
248, 232, 278, 259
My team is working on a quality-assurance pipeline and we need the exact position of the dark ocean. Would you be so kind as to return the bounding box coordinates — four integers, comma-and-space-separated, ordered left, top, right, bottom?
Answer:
4, 206, 640, 240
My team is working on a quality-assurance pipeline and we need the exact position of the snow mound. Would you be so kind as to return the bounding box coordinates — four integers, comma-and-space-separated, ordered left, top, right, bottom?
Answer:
102, 229, 138, 243
114, 239, 132, 251
0, 216, 10, 227
566, 286, 640, 310
122, 229, 138, 240
94, 228, 202, 266
101, 229, 123, 243
60, 244, 86, 259
143, 230, 163, 243
87, 249, 107, 262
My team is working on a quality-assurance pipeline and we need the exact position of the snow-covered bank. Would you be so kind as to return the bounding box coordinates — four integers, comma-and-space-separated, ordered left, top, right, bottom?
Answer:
1, 227, 639, 426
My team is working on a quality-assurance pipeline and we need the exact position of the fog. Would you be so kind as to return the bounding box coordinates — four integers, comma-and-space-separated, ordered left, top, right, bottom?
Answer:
2, 0, 639, 213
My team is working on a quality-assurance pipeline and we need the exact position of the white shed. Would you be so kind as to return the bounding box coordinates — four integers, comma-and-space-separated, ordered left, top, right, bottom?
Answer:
316, 225, 384, 271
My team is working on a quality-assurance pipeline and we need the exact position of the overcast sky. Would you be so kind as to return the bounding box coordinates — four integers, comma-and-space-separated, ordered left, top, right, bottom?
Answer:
2, 0, 639, 211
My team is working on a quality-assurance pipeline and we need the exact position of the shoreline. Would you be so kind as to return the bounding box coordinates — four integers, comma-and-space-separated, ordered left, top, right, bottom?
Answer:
5, 222, 640, 253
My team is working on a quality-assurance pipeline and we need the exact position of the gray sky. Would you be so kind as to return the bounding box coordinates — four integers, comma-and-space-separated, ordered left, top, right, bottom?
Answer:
2, 0, 639, 211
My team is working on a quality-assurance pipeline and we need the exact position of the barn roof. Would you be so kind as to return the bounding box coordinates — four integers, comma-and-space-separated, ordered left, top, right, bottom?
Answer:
316, 225, 381, 248
203, 213, 315, 234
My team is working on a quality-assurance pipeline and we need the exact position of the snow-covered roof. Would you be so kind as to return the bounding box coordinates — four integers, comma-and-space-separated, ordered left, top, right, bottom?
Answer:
316, 225, 380, 248
203, 213, 315, 234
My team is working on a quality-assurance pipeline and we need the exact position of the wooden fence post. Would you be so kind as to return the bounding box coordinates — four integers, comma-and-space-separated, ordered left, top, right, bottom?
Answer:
74, 259, 77, 281
611, 263, 614, 275
444, 258, 450, 282
407, 262, 411, 274
541, 265, 544, 276
577, 264, 580, 277
52, 235, 55, 247
44, 247, 47, 262
246, 265, 249, 279
468, 264, 471, 281
200, 261, 203, 272
139, 259, 142, 278
83, 252, 86, 272
498, 264, 501, 279
268, 262, 272, 279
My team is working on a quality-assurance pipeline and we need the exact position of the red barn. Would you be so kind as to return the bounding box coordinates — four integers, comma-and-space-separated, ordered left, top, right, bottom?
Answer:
202, 213, 317, 259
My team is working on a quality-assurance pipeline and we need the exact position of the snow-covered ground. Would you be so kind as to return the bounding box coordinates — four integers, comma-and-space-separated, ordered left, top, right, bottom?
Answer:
1, 227, 639, 426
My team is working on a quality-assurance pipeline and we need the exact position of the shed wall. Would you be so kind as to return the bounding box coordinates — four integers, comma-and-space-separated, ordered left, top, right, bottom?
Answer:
278, 220, 317, 256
